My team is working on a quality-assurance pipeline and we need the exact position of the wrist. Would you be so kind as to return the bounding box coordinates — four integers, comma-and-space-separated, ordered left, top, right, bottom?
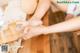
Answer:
43, 26, 57, 34
42, 26, 48, 34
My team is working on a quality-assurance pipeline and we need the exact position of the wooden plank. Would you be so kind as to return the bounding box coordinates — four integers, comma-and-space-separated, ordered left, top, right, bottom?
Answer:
53, 34, 61, 53
72, 31, 80, 53
30, 35, 50, 53
62, 35, 69, 53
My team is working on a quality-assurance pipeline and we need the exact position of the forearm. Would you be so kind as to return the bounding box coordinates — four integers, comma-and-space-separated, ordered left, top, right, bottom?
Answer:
45, 17, 80, 34
31, 0, 50, 20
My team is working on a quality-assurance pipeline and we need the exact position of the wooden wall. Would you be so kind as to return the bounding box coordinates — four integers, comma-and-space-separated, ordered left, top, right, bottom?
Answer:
49, 9, 78, 53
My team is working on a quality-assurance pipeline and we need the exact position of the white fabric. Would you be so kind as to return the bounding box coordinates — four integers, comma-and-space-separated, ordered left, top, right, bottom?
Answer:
0, 0, 27, 31
0, 0, 27, 43
67, 0, 80, 16
4, 0, 27, 22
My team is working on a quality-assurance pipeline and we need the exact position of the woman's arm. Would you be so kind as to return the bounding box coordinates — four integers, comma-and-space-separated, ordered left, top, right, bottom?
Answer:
23, 17, 80, 39
44, 17, 80, 34
28, 0, 50, 26
30, 0, 50, 20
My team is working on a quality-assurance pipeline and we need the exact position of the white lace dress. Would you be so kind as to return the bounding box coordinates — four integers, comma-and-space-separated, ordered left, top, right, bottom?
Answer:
0, 0, 28, 44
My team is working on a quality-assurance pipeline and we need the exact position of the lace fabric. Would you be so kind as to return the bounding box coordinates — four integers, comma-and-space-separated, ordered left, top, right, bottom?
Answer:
0, 0, 27, 43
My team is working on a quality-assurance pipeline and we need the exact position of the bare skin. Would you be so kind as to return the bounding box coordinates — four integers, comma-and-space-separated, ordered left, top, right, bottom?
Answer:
21, 0, 37, 14
51, 0, 68, 12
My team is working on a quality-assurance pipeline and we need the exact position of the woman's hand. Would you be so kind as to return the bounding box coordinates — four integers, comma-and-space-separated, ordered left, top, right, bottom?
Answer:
23, 25, 46, 40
